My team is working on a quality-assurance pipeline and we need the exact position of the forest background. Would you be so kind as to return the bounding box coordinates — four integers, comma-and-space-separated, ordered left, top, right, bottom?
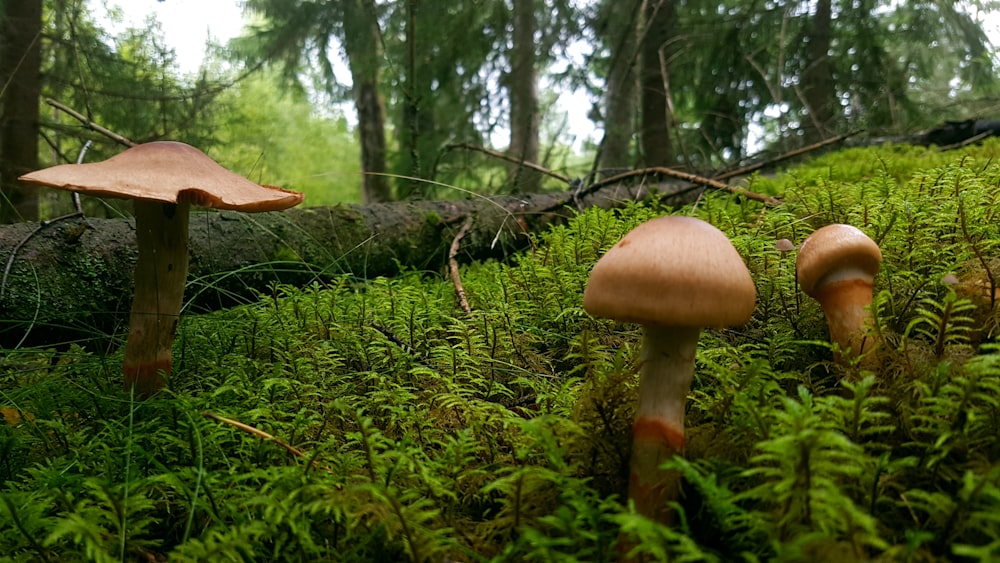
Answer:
2, 0, 1000, 221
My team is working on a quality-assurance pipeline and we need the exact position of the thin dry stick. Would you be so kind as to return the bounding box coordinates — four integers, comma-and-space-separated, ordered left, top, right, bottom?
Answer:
445, 143, 572, 184
792, 82, 827, 139
938, 131, 993, 152
370, 321, 437, 370
202, 411, 309, 459
658, 39, 692, 168
714, 131, 861, 181
582, 166, 781, 205
0, 140, 100, 306
46, 97, 137, 147
448, 216, 475, 314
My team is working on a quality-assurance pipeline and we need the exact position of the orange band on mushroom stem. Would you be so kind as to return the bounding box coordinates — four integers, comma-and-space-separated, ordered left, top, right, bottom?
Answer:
121, 200, 190, 397
629, 418, 685, 526
18, 142, 305, 399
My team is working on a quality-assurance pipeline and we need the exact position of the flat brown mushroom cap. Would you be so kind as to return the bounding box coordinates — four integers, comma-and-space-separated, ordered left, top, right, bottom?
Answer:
19, 141, 303, 212
583, 215, 757, 327
796, 224, 882, 296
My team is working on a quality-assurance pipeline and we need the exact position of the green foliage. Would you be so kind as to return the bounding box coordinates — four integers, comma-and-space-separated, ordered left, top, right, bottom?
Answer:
584, 0, 999, 164
41, 3, 219, 166
7, 141, 1000, 559
209, 71, 362, 205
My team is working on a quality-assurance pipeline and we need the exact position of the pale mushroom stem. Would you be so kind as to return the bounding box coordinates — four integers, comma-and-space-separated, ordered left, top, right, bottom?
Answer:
122, 200, 191, 397
629, 324, 700, 524
812, 278, 878, 367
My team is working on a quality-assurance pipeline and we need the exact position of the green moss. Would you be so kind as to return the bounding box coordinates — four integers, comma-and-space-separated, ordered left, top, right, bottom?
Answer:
3, 141, 1000, 560
424, 211, 442, 227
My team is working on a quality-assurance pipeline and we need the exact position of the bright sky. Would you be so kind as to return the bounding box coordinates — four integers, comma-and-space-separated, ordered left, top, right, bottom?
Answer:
97, 0, 246, 72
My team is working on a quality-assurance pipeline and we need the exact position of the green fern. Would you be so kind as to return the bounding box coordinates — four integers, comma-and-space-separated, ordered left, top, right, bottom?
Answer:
906, 291, 977, 358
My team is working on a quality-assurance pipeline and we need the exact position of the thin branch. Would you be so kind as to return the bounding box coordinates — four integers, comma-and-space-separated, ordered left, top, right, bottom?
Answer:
444, 143, 572, 184
448, 216, 474, 314
581, 166, 781, 205
714, 131, 861, 181
202, 411, 311, 461
1, 140, 97, 306
937, 130, 993, 152
45, 98, 136, 147
370, 322, 436, 369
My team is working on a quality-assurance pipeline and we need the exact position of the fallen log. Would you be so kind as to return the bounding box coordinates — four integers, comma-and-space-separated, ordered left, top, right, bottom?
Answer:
0, 180, 709, 347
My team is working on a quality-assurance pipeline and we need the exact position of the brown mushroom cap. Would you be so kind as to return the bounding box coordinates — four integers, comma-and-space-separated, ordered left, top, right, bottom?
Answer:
583, 215, 757, 327
775, 238, 795, 252
796, 224, 882, 296
19, 141, 303, 212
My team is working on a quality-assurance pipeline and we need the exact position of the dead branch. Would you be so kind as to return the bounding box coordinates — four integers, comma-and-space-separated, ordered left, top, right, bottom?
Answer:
445, 143, 572, 184
448, 216, 474, 314
45, 98, 137, 147
580, 166, 781, 206
938, 130, 994, 152
203, 411, 309, 459
714, 131, 861, 181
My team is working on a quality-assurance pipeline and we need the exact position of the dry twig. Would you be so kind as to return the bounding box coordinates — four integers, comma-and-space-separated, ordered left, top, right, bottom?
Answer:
714, 131, 861, 181
1, 138, 100, 308
202, 411, 309, 459
445, 143, 572, 184
46, 98, 137, 147
448, 216, 475, 313
937, 131, 993, 152
580, 166, 782, 206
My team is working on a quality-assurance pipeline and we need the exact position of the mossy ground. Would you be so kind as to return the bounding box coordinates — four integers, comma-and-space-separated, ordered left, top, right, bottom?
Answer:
3, 141, 1000, 561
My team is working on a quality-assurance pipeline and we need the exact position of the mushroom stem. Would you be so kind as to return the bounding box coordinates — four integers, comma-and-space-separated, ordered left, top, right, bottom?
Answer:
812, 278, 878, 366
629, 324, 700, 524
122, 200, 190, 397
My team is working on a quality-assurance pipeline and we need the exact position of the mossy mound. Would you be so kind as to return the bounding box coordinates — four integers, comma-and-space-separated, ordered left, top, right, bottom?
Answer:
3, 141, 1000, 561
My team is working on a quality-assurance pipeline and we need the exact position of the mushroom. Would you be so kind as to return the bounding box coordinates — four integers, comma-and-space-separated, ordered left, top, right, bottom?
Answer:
795, 224, 882, 367
19, 141, 303, 397
583, 215, 756, 525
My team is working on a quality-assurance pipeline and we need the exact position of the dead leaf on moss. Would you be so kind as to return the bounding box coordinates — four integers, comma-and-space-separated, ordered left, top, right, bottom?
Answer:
0, 407, 34, 426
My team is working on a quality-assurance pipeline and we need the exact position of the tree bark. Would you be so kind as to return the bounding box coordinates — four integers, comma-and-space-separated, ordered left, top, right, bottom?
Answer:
0, 0, 43, 223
0, 181, 697, 347
639, 0, 674, 167
599, 0, 641, 172
507, 0, 542, 192
343, 0, 391, 204
801, 0, 837, 143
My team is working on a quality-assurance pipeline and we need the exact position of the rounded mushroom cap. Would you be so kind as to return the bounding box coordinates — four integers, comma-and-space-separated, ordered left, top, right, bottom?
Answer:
775, 238, 795, 252
19, 141, 303, 212
796, 224, 882, 297
583, 215, 757, 327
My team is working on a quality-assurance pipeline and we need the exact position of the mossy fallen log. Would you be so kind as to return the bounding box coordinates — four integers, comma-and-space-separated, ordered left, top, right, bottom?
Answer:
0, 181, 704, 346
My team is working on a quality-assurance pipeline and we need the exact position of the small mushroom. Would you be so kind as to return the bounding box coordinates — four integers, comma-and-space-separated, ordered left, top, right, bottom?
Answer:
775, 238, 795, 253
583, 215, 756, 524
20, 141, 303, 397
795, 224, 882, 367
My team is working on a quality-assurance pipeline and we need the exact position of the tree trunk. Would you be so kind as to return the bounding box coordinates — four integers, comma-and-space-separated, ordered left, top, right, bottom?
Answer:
343, 0, 391, 204
0, 180, 699, 347
401, 0, 422, 197
801, 0, 837, 143
639, 0, 674, 167
397, 0, 438, 200
599, 0, 641, 172
507, 0, 541, 192
0, 0, 43, 223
